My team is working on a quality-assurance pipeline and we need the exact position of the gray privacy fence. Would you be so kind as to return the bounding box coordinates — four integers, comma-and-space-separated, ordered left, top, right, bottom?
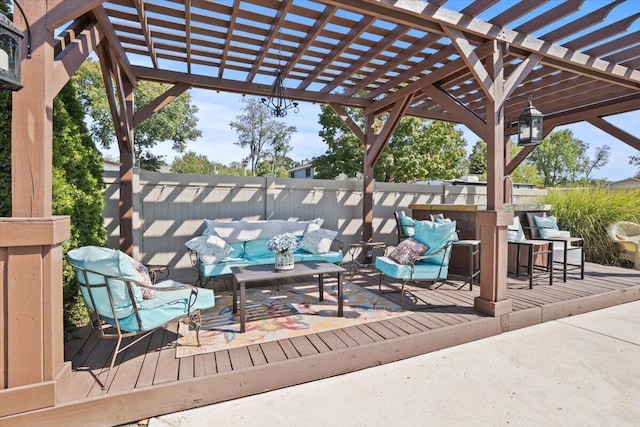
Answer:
103, 170, 546, 282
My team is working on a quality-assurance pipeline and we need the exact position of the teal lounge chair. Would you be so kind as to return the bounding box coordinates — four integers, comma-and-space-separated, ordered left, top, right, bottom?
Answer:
67, 246, 215, 388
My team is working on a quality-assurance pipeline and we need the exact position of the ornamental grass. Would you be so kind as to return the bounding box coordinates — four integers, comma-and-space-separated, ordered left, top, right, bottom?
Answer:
541, 187, 640, 267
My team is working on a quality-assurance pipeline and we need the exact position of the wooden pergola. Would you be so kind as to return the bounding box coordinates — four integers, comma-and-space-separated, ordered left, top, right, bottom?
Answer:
2, 0, 639, 419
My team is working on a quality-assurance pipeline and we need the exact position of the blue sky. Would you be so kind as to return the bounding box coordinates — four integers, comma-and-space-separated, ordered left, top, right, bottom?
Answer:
101, 0, 640, 181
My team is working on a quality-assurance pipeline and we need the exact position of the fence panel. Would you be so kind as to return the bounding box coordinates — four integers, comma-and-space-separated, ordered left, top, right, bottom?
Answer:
102, 171, 546, 281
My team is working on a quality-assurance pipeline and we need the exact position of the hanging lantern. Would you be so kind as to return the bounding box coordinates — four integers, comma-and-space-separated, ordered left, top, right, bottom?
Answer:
0, 12, 24, 91
517, 99, 544, 146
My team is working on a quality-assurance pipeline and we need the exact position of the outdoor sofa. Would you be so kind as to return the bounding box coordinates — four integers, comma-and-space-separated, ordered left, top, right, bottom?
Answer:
187, 219, 344, 286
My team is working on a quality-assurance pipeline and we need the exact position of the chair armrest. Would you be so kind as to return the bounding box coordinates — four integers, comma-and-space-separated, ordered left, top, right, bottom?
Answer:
138, 281, 199, 311
331, 238, 345, 253
187, 248, 201, 267
145, 264, 170, 283
409, 241, 451, 267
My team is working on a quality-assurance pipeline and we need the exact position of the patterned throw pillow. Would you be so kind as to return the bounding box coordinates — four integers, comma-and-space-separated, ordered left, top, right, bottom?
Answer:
122, 254, 155, 299
299, 223, 338, 254
388, 238, 429, 265
185, 235, 233, 264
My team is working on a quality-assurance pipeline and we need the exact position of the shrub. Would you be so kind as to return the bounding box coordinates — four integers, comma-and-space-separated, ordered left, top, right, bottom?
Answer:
541, 187, 640, 266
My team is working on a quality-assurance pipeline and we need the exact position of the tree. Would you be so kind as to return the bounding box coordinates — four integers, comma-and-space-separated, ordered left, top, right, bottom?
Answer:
630, 155, 640, 179
53, 82, 107, 331
229, 97, 296, 176
377, 118, 467, 182
72, 58, 202, 171
171, 151, 216, 174
313, 105, 467, 182
468, 140, 487, 175
508, 143, 544, 187
527, 129, 587, 187
583, 145, 610, 181
313, 104, 364, 179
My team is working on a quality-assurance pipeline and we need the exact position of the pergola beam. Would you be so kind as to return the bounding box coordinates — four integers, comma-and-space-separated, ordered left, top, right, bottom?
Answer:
133, 0, 158, 68
46, 0, 106, 31
133, 82, 192, 129
328, 103, 366, 145
587, 117, 640, 151
52, 20, 103, 96
91, 5, 137, 87
132, 66, 369, 108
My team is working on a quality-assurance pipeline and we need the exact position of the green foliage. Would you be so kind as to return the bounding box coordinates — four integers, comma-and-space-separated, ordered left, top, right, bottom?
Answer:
53, 83, 107, 332
631, 155, 640, 178
541, 187, 640, 266
527, 130, 611, 187
171, 151, 216, 174
527, 130, 584, 187
377, 119, 467, 182
72, 58, 201, 171
468, 140, 487, 175
313, 104, 363, 179
229, 97, 296, 176
0, 90, 10, 216
313, 105, 467, 182
254, 159, 292, 177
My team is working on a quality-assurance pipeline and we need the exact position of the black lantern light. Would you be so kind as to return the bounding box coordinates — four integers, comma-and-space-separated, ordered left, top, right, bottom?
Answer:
0, 1, 30, 91
517, 99, 544, 146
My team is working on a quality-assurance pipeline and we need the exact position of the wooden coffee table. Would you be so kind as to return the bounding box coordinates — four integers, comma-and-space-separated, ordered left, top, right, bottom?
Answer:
230, 261, 346, 333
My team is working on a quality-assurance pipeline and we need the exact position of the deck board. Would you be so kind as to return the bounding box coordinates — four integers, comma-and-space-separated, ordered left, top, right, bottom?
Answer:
39, 262, 640, 427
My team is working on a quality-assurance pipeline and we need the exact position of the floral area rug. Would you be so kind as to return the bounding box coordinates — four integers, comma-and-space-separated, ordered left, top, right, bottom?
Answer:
176, 282, 408, 357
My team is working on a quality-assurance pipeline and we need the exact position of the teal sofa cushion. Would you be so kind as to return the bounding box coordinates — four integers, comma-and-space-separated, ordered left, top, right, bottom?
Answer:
244, 238, 272, 258
103, 280, 214, 332
375, 256, 449, 280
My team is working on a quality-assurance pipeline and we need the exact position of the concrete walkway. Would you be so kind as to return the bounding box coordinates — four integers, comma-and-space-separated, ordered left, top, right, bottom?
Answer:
149, 301, 640, 427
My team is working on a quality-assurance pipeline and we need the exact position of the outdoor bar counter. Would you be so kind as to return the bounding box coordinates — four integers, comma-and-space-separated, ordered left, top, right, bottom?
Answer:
409, 204, 553, 281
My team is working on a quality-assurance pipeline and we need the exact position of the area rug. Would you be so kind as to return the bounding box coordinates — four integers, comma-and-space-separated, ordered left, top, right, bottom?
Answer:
176, 282, 408, 357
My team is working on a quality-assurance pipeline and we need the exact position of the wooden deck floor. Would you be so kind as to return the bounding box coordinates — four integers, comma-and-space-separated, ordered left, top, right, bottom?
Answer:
8, 263, 640, 426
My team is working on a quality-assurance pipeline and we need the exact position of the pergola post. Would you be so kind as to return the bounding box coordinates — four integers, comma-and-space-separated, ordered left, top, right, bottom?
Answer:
471, 41, 513, 316
362, 113, 376, 244
0, 0, 71, 416
96, 42, 136, 256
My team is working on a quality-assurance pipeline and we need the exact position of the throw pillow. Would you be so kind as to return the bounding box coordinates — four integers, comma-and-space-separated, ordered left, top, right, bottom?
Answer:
185, 235, 233, 264
398, 214, 416, 237
124, 255, 155, 299
507, 216, 525, 242
388, 237, 429, 265
435, 217, 460, 241
300, 225, 337, 254
534, 215, 562, 238
430, 213, 445, 222
414, 220, 457, 253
